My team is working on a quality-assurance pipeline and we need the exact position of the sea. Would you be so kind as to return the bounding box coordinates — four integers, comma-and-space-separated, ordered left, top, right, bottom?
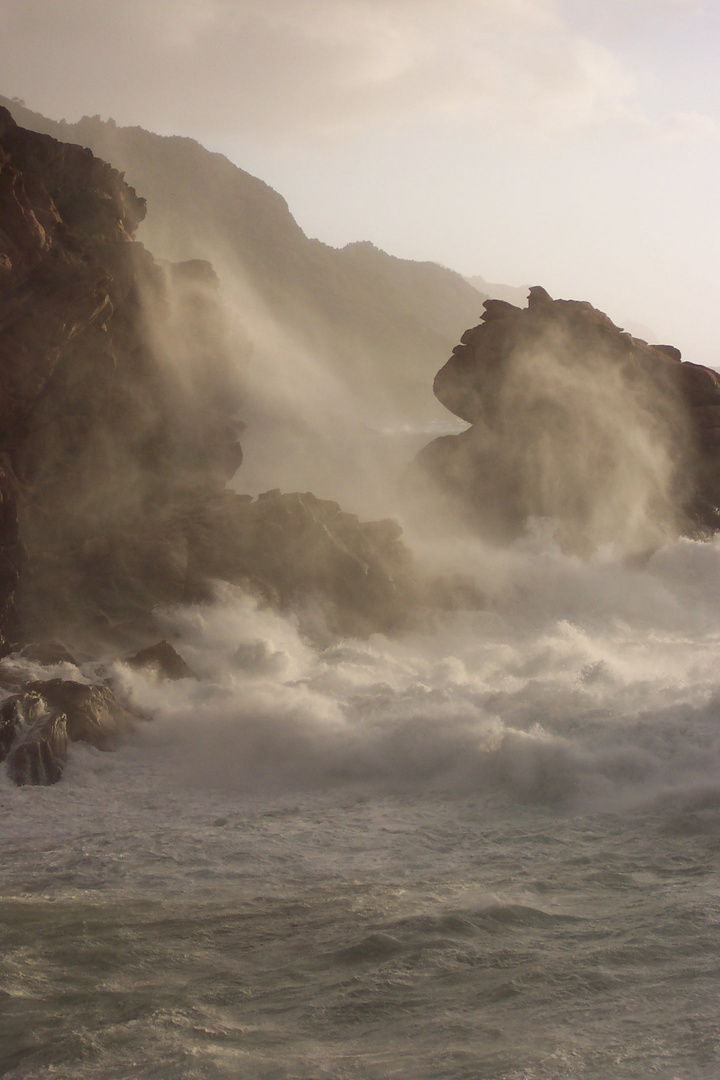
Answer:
2, 510, 720, 1080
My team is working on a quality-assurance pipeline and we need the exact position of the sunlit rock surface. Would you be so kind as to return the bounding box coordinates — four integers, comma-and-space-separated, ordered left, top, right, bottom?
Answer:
415, 286, 720, 555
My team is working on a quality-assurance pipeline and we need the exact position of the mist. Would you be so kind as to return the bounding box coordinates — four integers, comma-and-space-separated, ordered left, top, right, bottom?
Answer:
3, 15, 720, 1078
98, 529, 720, 815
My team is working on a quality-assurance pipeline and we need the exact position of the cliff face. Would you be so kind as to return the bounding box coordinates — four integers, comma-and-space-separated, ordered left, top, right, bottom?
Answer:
0, 108, 433, 656
0, 106, 245, 648
414, 287, 720, 557
0, 97, 487, 427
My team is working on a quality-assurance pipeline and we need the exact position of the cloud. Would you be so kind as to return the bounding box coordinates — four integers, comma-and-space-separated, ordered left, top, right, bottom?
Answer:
655, 110, 720, 140
0, 0, 714, 144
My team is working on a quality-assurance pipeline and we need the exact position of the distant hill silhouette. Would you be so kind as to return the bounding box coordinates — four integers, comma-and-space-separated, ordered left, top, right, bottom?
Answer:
1, 95, 489, 429
465, 275, 529, 308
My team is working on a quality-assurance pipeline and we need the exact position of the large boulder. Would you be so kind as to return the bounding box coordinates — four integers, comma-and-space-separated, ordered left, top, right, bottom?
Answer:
19, 679, 139, 748
413, 287, 720, 556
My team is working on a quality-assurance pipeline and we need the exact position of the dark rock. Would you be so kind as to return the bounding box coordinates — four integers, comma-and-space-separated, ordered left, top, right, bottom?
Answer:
481, 299, 523, 322
0, 105, 145, 240
183, 490, 424, 638
20, 679, 139, 749
123, 640, 196, 680
17, 641, 78, 666
0, 677, 142, 785
0, 691, 67, 785
527, 285, 554, 308
7, 712, 68, 786
0, 692, 25, 758
652, 344, 682, 363
414, 289, 720, 553
0, 107, 246, 648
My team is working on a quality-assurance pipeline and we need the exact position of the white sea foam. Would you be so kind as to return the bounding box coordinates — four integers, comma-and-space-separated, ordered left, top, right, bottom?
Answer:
70, 530, 720, 813
4, 534, 720, 1079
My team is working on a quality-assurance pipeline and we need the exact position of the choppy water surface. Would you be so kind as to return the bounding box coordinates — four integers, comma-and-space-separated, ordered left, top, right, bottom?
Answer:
3, 533, 720, 1079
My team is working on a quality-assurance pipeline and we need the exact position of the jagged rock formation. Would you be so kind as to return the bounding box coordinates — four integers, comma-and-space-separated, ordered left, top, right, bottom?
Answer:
0, 679, 139, 785
0, 96, 488, 427
414, 287, 720, 555
123, 640, 196, 680
0, 692, 67, 785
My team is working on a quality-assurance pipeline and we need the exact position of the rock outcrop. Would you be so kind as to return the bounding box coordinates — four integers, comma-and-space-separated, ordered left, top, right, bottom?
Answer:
414, 287, 720, 555
181, 489, 422, 639
1, 96, 488, 429
0, 104, 248, 650
0, 108, 454, 787
0, 678, 140, 784
123, 640, 196, 681
1, 693, 68, 786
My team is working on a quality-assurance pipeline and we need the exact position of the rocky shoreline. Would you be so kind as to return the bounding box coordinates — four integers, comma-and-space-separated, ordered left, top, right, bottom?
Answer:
0, 107, 473, 783
2, 105, 719, 784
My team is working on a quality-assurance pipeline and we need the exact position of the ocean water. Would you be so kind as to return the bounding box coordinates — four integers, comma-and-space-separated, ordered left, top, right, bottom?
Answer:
2, 532, 720, 1079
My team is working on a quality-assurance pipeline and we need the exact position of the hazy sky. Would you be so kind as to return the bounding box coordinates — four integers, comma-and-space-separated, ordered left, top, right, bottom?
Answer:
1, 0, 718, 362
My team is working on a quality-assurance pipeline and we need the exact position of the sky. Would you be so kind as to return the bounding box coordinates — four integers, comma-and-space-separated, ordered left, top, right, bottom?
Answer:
1, 0, 718, 363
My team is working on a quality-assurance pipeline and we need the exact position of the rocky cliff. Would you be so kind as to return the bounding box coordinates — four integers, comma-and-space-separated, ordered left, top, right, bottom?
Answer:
1, 96, 487, 428
0, 107, 430, 663
414, 287, 720, 556
0, 105, 248, 648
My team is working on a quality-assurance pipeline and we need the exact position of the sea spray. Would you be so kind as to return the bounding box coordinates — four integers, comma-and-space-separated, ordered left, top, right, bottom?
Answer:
4, 533, 720, 1078
84, 530, 720, 812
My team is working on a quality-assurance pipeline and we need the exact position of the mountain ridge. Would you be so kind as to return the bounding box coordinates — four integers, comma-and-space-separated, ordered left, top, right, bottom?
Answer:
0, 95, 490, 427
